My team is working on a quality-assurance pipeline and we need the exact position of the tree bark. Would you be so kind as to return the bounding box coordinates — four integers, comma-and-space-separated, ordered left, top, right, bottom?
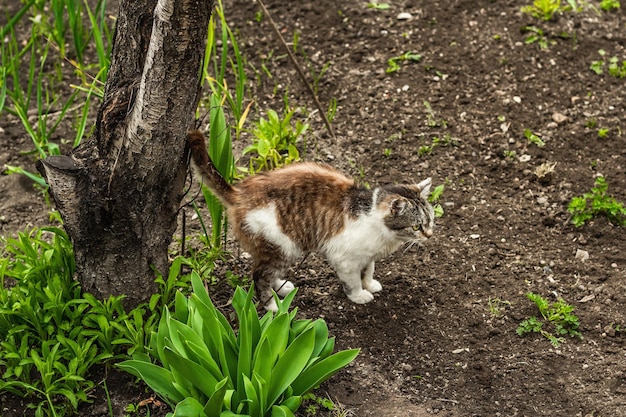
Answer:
37, 0, 213, 308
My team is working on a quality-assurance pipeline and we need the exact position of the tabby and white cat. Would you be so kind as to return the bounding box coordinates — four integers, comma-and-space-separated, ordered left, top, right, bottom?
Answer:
188, 130, 435, 311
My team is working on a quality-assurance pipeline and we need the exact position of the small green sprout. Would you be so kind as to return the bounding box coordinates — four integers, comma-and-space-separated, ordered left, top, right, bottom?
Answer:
521, 0, 564, 21
600, 0, 621, 11
367, 2, 390, 10
386, 51, 422, 73
524, 129, 546, 147
428, 184, 445, 218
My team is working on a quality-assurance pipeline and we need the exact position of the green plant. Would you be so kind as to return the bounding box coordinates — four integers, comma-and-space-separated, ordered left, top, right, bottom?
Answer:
428, 184, 445, 218
589, 50, 626, 77
522, 26, 554, 49
203, 0, 251, 138
0, 0, 110, 187
423, 101, 448, 129
302, 392, 336, 416
600, 0, 621, 11
0, 229, 195, 416
118, 273, 359, 417
503, 150, 517, 160
196, 94, 236, 249
597, 127, 610, 138
367, 2, 390, 10
488, 298, 511, 319
521, 0, 564, 20
568, 176, 626, 227
607, 56, 626, 78
243, 108, 309, 173
0, 228, 106, 416
517, 293, 581, 347
386, 51, 422, 74
524, 128, 546, 147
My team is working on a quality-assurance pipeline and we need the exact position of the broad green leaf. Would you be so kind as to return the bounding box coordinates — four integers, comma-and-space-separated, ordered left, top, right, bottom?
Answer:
310, 319, 329, 359
280, 396, 302, 412
116, 360, 182, 405
271, 404, 295, 417
172, 397, 206, 417
204, 377, 229, 416
243, 375, 260, 416
163, 346, 220, 400
267, 327, 316, 406
290, 349, 360, 396
174, 290, 189, 323
252, 338, 272, 396
257, 313, 290, 365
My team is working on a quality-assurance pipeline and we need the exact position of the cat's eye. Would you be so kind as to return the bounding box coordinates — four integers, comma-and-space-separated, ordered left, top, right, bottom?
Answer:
412, 225, 420, 231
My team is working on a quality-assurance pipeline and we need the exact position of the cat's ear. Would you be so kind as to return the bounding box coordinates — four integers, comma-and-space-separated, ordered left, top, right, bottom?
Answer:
416, 177, 432, 199
390, 198, 410, 216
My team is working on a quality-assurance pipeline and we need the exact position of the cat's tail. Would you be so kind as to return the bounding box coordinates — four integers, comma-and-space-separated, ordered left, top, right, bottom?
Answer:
187, 130, 236, 206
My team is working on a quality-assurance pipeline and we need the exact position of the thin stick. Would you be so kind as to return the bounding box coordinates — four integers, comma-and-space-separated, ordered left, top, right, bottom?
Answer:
256, 0, 336, 143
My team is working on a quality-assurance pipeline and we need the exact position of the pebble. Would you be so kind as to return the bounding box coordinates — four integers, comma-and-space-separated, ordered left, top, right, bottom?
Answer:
397, 12, 413, 20
552, 112, 567, 124
575, 249, 589, 262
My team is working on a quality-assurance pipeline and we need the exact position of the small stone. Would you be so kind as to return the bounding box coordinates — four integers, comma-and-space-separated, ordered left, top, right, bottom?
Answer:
611, 263, 618, 268
397, 12, 413, 20
519, 154, 531, 162
537, 197, 548, 205
575, 249, 589, 262
470, 234, 480, 239
552, 112, 568, 124
513, 96, 521, 103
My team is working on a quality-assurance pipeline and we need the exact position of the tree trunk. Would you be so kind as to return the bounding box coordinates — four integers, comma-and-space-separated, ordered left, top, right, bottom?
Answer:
37, 0, 214, 308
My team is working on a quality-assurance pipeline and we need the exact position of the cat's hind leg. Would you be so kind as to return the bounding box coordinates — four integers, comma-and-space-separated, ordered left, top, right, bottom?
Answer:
252, 261, 292, 312
273, 279, 295, 297
361, 261, 382, 293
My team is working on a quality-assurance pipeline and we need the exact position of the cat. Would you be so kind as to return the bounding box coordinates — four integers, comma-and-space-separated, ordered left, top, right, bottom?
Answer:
187, 130, 435, 311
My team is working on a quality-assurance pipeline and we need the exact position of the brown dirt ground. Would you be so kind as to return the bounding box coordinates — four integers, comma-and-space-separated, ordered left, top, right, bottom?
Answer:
1, 0, 625, 416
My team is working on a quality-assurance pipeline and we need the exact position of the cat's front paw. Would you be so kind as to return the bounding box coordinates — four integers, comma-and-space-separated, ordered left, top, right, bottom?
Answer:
347, 289, 374, 304
363, 279, 382, 293
273, 279, 295, 297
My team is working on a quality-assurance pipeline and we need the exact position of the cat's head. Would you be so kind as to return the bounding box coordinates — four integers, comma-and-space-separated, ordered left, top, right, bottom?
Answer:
378, 178, 435, 243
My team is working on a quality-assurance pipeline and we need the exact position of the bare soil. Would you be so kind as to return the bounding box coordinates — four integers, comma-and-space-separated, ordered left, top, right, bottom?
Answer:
1, 0, 625, 416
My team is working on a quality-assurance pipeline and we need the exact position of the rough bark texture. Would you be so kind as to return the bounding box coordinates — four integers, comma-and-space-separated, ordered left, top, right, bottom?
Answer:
37, 0, 213, 308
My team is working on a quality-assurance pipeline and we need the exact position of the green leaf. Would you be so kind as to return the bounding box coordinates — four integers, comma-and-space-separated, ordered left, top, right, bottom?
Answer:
290, 349, 360, 396
162, 346, 221, 400
271, 404, 296, 417
172, 397, 206, 417
203, 377, 229, 416
116, 360, 182, 406
267, 327, 316, 406
243, 375, 260, 416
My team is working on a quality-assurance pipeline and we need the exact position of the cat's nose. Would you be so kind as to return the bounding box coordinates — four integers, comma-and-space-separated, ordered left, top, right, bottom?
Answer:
422, 229, 433, 238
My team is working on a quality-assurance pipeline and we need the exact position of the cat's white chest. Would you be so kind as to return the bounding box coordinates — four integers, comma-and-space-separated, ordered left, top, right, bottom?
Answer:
323, 212, 402, 264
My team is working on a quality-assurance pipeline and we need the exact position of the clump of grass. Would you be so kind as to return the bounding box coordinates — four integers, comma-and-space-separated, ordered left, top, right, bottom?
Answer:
568, 176, 626, 227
